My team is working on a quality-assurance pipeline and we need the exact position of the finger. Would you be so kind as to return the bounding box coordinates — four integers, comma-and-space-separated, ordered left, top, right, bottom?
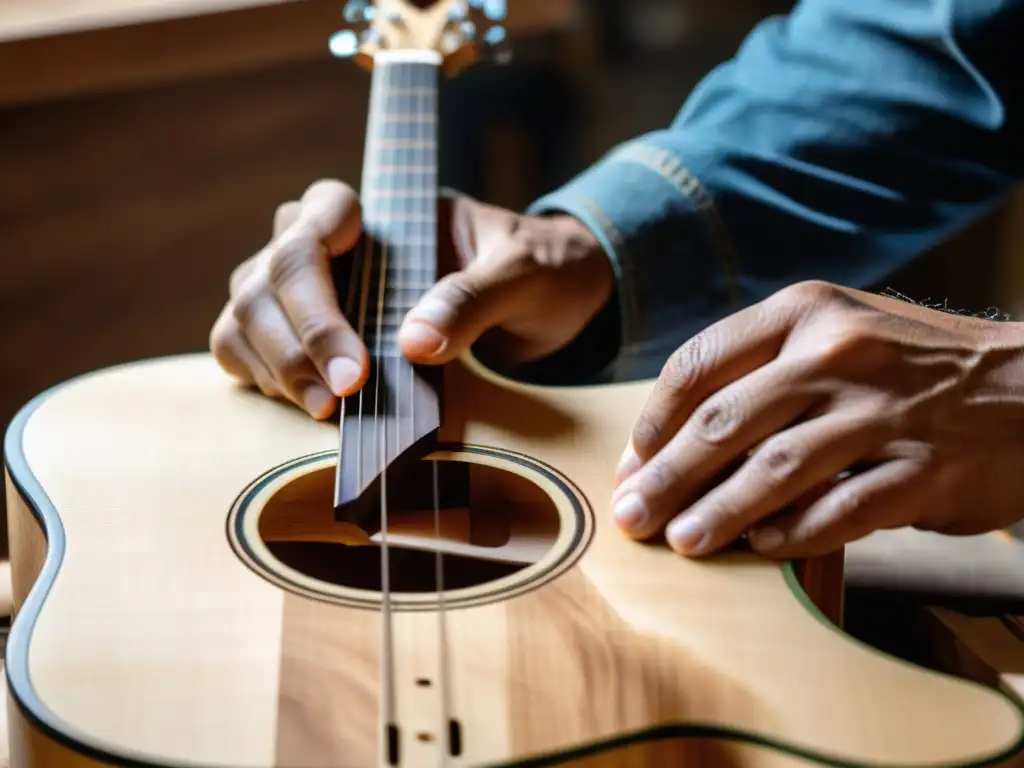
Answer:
274, 200, 302, 238
611, 357, 818, 542
233, 285, 337, 419
620, 295, 805, 483
397, 239, 541, 364
746, 457, 927, 559
296, 179, 364, 255
209, 303, 282, 397
662, 410, 889, 557
266, 180, 368, 397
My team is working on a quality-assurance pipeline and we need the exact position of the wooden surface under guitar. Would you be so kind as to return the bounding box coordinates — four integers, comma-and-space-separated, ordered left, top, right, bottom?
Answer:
4, 352, 1024, 767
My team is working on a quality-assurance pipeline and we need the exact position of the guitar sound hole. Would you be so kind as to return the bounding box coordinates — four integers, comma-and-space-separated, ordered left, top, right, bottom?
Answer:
255, 457, 562, 596
266, 542, 523, 593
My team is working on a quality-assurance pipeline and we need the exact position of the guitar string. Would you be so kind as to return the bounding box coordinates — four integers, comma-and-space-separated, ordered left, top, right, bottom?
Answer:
354, 55, 379, 528
340, 125, 364, 475
361, 57, 397, 762
398, 56, 453, 765
420, 59, 454, 767
377, 58, 399, 761
357, 53, 453, 764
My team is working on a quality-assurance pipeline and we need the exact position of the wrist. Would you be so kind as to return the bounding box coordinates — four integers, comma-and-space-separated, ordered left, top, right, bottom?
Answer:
497, 212, 619, 384
546, 213, 616, 310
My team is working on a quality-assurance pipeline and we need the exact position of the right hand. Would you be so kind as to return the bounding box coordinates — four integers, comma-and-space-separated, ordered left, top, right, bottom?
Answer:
209, 179, 615, 419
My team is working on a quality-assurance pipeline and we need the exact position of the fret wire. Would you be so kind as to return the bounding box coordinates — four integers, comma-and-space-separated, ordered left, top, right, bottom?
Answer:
356, 60, 439, 355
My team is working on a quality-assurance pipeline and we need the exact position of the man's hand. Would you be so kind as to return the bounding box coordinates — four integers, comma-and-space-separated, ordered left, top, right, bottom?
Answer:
209, 179, 613, 419
612, 280, 1024, 559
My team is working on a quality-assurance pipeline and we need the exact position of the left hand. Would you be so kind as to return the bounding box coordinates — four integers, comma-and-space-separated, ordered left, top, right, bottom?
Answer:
611, 280, 1024, 559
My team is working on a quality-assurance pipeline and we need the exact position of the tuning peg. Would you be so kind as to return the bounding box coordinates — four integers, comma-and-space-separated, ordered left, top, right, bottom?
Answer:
460, 20, 477, 41
343, 0, 372, 23
482, 0, 506, 21
448, 1, 468, 21
484, 25, 507, 48
329, 29, 361, 57
484, 25, 512, 64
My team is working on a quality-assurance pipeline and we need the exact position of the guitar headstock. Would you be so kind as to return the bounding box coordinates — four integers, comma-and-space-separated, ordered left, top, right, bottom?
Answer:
329, 0, 510, 76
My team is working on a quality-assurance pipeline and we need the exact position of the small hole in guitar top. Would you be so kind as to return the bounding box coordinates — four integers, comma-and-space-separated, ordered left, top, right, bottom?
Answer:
256, 457, 562, 595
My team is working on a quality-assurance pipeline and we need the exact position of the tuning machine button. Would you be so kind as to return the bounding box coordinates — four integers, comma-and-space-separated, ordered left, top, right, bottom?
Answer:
484, 25, 511, 64
343, 0, 371, 23
328, 29, 360, 57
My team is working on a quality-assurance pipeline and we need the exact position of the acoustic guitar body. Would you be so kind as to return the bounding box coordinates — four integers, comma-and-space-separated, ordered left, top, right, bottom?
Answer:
4, 352, 1024, 768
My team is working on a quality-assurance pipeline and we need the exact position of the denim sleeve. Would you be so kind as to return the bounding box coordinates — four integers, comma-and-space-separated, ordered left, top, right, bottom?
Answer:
527, 0, 1024, 383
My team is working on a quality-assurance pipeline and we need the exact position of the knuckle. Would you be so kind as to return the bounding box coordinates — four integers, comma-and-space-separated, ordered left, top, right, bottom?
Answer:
662, 333, 713, 395
509, 224, 543, 257
693, 498, 740, 533
275, 200, 298, 217
274, 200, 301, 230
751, 436, 804, 485
776, 279, 836, 305
274, 347, 313, 384
303, 179, 359, 233
637, 456, 678, 498
434, 274, 480, 309
229, 258, 256, 297
689, 390, 741, 446
827, 482, 868, 524
305, 178, 354, 200
769, 280, 843, 326
297, 316, 345, 358
231, 282, 266, 327
208, 318, 236, 362
209, 311, 254, 381
631, 411, 665, 457
266, 234, 319, 293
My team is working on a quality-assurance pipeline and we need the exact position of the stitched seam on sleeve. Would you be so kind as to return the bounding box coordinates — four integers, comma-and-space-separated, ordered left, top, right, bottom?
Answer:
610, 143, 743, 306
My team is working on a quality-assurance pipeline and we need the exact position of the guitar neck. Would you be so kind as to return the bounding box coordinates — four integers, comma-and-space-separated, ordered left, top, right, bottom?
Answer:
352, 49, 441, 356
334, 49, 445, 521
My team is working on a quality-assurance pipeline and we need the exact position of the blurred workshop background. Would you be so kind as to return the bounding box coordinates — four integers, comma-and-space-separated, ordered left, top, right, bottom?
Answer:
1, 0, 1023, 552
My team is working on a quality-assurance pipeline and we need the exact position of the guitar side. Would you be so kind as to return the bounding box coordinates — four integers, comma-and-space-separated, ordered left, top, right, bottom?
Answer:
4, 353, 1024, 767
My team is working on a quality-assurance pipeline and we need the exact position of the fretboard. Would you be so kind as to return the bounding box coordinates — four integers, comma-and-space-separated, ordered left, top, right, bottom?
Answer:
348, 51, 440, 355
334, 49, 444, 521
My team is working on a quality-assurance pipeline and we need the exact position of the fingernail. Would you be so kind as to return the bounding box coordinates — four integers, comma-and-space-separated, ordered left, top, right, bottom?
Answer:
303, 384, 335, 419
749, 527, 785, 551
667, 515, 707, 554
399, 322, 446, 357
327, 357, 362, 396
615, 444, 642, 484
613, 492, 648, 532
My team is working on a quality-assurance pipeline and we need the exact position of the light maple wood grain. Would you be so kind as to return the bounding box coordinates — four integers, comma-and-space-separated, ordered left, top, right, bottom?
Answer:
5, 353, 1024, 767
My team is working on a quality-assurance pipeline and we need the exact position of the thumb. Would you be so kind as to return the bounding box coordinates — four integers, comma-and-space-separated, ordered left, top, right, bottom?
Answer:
397, 240, 539, 364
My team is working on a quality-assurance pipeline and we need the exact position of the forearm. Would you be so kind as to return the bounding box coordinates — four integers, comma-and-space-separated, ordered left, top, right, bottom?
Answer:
530, 0, 1022, 383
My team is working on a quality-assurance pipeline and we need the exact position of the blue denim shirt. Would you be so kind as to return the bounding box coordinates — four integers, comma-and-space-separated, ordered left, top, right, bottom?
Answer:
527, 0, 1024, 383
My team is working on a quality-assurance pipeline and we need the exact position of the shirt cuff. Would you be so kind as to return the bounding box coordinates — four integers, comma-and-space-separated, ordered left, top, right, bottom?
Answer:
527, 136, 742, 381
